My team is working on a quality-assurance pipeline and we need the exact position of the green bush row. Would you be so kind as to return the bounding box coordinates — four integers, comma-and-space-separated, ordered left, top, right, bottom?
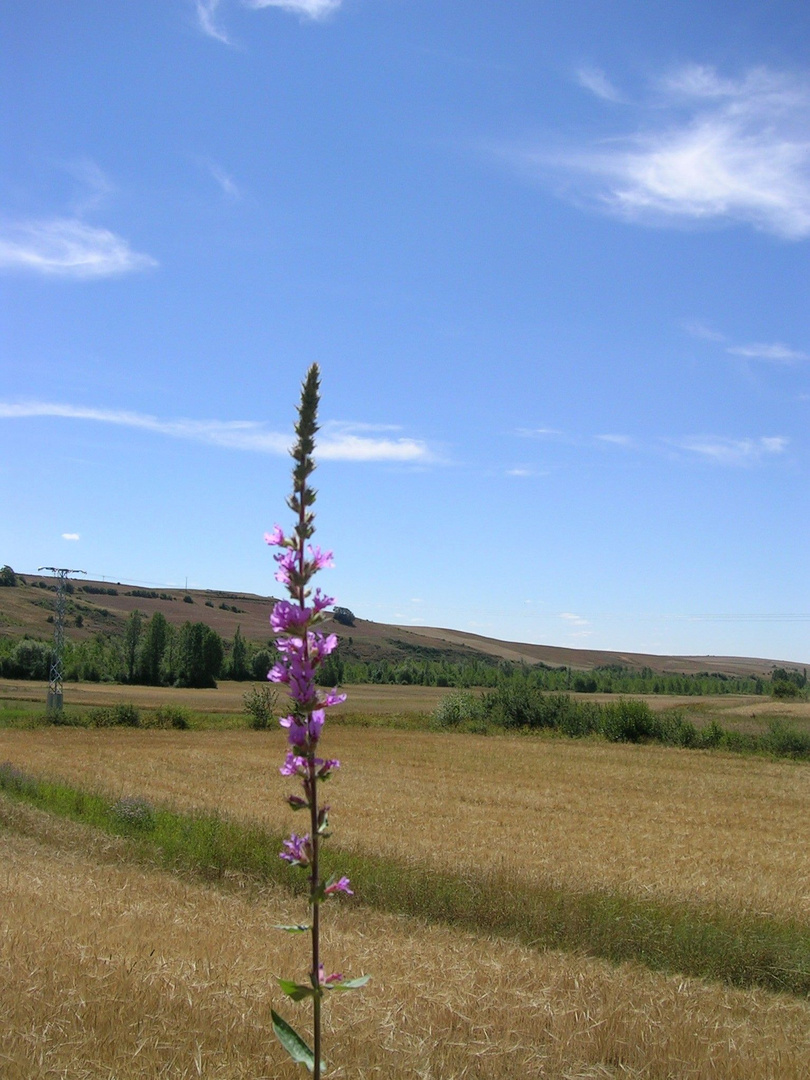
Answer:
433, 688, 810, 759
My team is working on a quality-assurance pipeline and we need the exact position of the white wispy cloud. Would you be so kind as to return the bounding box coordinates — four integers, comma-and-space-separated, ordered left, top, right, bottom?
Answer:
64, 159, 115, 214
194, 0, 341, 45
62, 533, 80, 541
682, 320, 728, 343
514, 64, 810, 238
726, 342, 808, 363
244, 0, 342, 18
205, 160, 241, 199
0, 402, 435, 464
516, 426, 564, 439
673, 435, 789, 465
576, 67, 623, 103
0, 219, 157, 278
560, 612, 590, 627
683, 321, 808, 363
560, 611, 593, 638
194, 0, 232, 44
596, 433, 635, 447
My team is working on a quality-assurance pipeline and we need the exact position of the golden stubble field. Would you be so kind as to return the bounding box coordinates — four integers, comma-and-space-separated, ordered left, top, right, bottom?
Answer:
3, 799, 810, 1080
1, 723, 809, 920
2, 692, 810, 1078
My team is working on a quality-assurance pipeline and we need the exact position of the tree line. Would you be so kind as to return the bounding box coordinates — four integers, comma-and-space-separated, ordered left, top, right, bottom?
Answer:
318, 650, 801, 697
0, 612, 274, 689
0, 607, 805, 697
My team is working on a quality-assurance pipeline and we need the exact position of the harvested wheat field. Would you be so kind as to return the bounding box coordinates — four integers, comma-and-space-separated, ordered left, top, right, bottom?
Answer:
1, 725, 809, 920
2, 798, 810, 1080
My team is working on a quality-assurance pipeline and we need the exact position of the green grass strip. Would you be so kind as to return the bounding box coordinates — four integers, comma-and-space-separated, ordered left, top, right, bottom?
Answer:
2, 762, 809, 999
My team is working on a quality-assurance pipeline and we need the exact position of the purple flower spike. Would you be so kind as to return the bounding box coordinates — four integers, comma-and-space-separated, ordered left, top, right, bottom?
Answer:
265, 525, 286, 547
280, 833, 311, 866
324, 876, 353, 896
280, 751, 308, 777
308, 545, 334, 570
267, 366, 362, 1074
323, 689, 347, 708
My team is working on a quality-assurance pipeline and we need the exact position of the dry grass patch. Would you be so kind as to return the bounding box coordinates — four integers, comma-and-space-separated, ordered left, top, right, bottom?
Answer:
1, 726, 809, 922
2, 800, 809, 1080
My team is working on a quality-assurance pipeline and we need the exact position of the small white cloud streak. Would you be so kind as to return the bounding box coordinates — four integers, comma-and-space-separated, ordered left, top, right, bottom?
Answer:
195, 0, 232, 44
244, 0, 342, 19
515, 64, 810, 238
596, 434, 635, 447
0, 402, 434, 464
576, 67, 623, 103
206, 161, 241, 199
0, 219, 157, 278
516, 427, 564, 439
62, 533, 80, 541
682, 320, 728, 343
560, 612, 590, 627
674, 435, 789, 465
65, 159, 115, 214
683, 321, 807, 362
727, 342, 808, 362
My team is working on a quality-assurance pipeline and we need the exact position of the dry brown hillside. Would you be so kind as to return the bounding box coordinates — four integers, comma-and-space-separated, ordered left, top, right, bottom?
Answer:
0, 572, 804, 676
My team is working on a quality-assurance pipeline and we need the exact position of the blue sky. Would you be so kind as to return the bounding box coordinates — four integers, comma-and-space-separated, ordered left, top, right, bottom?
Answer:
1, 0, 808, 662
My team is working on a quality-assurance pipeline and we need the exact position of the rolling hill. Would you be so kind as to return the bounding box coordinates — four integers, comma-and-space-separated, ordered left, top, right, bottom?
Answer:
0, 571, 805, 677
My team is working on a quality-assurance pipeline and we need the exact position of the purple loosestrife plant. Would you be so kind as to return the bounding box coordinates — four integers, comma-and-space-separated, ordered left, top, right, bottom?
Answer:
267, 365, 368, 1077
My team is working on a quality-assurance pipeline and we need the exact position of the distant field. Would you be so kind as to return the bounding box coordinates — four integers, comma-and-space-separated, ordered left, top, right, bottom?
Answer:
0, 678, 446, 716
3, 677, 809, 734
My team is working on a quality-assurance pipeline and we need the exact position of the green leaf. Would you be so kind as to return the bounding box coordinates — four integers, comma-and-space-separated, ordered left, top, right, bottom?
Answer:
271, 1010, 325, 1073
273, 924, 311, 934
333, 974, 371, 991
278, 978, 316, 1002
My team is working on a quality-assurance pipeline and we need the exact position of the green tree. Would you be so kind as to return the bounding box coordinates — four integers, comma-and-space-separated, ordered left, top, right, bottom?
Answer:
0, 565, 17, 587
230, 625, 249, 680
176, 621, 223, 688
251, 648, 272, 681
139, 611, 169, 685
123, 611, 143, 683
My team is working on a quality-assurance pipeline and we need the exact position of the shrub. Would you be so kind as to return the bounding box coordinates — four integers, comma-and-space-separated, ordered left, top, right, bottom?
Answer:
433, 690, 484, 728
3, 640, 51, 680
697, 720, 726, 749
655, 710, 698, 748
332, 606, 356, 626
110, 796, 155, 831
91, 702, 141, 727
552, 695, 600, 738
599, 699, 658, 743
772, 679, 801, 700
243, 684, 279, 729
483, 682, 549, 728
144, 704, 190, 730
763, 720, 810, 759
183, 595, 194, 604
0, 564, 18, 587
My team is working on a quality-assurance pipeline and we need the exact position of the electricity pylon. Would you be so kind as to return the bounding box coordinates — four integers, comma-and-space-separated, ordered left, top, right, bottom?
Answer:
39, 566, 86, 711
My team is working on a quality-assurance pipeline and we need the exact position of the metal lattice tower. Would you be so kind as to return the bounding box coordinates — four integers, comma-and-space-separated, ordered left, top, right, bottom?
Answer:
39, 566, 86, 710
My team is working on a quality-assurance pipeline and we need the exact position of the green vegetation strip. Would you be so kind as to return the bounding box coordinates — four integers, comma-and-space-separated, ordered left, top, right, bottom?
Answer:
2, 761, 809, 999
